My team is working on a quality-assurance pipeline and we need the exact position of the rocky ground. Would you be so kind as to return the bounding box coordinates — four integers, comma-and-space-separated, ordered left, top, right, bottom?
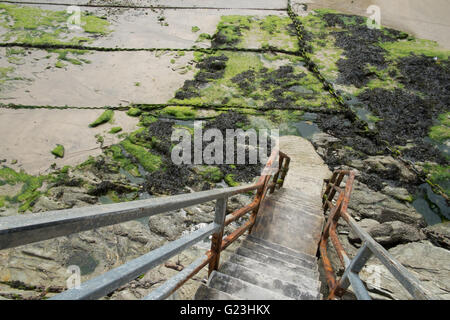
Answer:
0, 1, 448, 300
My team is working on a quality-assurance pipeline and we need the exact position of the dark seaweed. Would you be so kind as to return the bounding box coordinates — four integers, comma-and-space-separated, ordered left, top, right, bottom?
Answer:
321, 13, 407, 87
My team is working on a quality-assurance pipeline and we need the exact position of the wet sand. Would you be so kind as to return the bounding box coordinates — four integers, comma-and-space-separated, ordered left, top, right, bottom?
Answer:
307, 0, 450, 49
0, 50, 196, 107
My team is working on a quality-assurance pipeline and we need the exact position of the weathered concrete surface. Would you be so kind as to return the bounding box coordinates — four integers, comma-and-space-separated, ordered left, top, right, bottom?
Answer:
251, 136, 330, 255
9, 2, 287, 49
280, 135, 332, 200
0, 50, 196, 107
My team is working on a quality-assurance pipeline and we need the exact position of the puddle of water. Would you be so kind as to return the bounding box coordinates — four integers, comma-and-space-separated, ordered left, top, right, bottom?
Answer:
424, 137, 450, 158
413, 183, 450, 225
347, 97, 378, 130
290, 120, 322, 140
119, 168, 145, 185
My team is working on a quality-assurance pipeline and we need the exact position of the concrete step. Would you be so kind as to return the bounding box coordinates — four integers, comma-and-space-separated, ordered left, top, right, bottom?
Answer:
272, 188, 323, 207
246, 234, 317, 264
228, 253, 321, 291
195, 284, 238, 300
240, 239, 317, 270
208, 271, 293, 300
251, 196, 324, 256
236, 247, 319, 280
270, 191, 323, 211
220, 261, 320, 300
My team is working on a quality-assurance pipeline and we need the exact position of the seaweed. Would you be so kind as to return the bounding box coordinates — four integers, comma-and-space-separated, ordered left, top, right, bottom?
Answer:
89, 110, 114, 127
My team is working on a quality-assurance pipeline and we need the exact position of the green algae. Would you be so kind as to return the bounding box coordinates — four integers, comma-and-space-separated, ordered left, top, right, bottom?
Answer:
424, 164, 450, 197
126, 107, 142, 117
109, 127, 123, 134
224, 174, 239, 187
380, 38, 450, 61
89, 110, 114, 127
0, 167, 48, 213
160, 106, 196, 120
51, 144, 65, 158
196, 33, 212, 42
0, 3, 111, 45
198, 166, 223, 183
105, 145, 140, 177
212, 15, 297, 50
429, 112, 450, 143
55, 60, 66, 68
171, 50, 336, 110
120, 139, 162, 173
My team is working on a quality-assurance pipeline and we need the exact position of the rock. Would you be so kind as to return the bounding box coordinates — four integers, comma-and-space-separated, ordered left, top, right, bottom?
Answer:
369, 221, 425, 247
310, 132, 341, 149
359, 241, 450, 300
357, 156, 417, 183
148, 210, 189, 241
227, 194, 252, 213
0, 221, 158, 289
347, 181, 425, 227
48, 187, 97, 208
348, 219, 380, 243
32, 196, 65, 213
382, 186, 413, 202
423, 222, 450, 250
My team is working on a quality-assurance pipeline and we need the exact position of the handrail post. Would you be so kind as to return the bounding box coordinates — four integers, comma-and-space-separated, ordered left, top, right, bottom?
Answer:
269, 155, 283, 194
208, 197, 227, 276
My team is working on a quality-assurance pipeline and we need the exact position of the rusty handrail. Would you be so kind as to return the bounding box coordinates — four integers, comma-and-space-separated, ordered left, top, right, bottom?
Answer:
29, 147, 289, 300
320, 170, 436, 300
162, 148, 291, 298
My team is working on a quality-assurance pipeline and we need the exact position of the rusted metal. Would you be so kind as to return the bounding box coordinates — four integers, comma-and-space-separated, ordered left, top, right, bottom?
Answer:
320, 170, 435, 300
269, 155, 283, 194
208, 197, 227, 276
2, 145, 291, 300
221, 220, 253, 252
224, 200, 258, 226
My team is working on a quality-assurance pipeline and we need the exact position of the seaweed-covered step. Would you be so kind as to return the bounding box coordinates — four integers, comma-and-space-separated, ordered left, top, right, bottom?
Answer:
195, 284, 238, 300
228, 253, 321, 291
207, 271, 293, 300
220, 261, 320, 300
246, 234, 317, 264
240, 239, 317, 270
236, 247, 319, 280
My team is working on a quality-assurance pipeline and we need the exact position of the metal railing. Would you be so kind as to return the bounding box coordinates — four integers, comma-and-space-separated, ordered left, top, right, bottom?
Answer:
320, 170, 436, 300
0, 148, 291, 300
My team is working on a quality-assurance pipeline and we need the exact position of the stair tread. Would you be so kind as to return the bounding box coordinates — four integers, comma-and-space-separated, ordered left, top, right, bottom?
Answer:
195, 284, 238, 300
228, 253, 320, 290
241, 239, 317, 270
220, 261, 320, 300
251, 198, 324, 256
246, 235, 317, 264
236, 247, 319, 279
208, 271, 293, 300
270, 190, 323, 207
